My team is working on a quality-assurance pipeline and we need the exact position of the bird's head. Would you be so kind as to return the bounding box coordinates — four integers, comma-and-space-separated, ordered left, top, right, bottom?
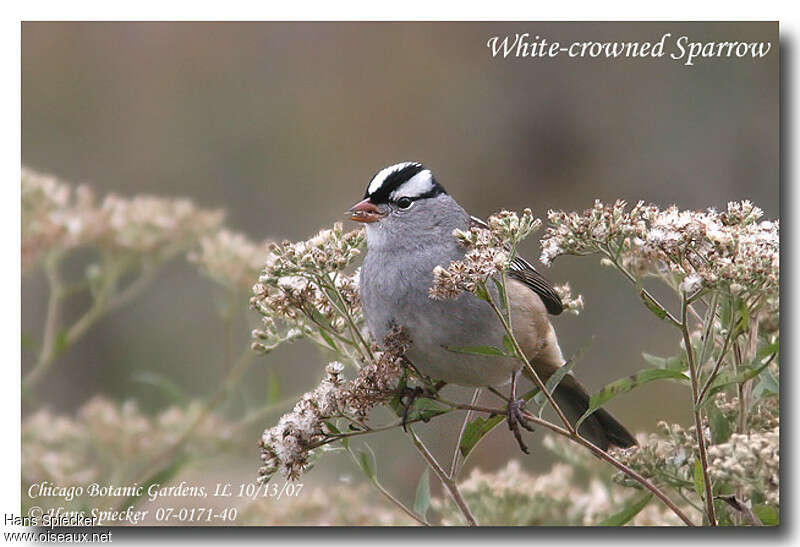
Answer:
348, 162, 448, 224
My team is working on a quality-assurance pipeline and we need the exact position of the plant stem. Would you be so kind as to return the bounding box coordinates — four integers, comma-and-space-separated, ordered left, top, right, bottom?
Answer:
307, 411, 455, 451
24, 259, 115, 391
439, 398, 695, 526
344, 446, 429, 526
25, 253, 64, 394
697, 299, 737, 404
449, 388, 480, 479
370, 476, 430, 526
321, 273, 375, 362
680, 294, 717, 526
732, 342, 747, 434
602, 247, 681, 328
120, 347, 257, 509
24, 255, 162, 393
483, 287, 574, 433
408, 427, 477, 526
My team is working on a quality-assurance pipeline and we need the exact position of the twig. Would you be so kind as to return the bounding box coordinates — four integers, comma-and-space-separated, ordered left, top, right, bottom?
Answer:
732, 341, 747, 434
24, 255, 118, 391
305, 409, 456, 452
601, 247, 682, 328
370, 475, 430, 526
24, 253, 63, 394
344, 446, 429, 526
437, 398, 695, 526
450, 388, 480, 479
680, 294, 717, 526
408, 426, 477, 526
697, 298, 738, 404
120, 347, 257, 509
483, 286, 574, 433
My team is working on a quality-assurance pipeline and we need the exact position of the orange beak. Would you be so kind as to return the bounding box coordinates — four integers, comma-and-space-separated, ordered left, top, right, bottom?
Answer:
348, 198, 385, 223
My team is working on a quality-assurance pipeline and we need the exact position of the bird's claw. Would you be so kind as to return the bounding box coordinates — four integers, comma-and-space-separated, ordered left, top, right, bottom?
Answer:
399, 386, 426, 431
507, 398, 535, 454
398, 381, 446, 431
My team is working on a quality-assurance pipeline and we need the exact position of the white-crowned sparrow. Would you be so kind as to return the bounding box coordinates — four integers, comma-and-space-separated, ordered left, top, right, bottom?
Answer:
349, 161, 635, 452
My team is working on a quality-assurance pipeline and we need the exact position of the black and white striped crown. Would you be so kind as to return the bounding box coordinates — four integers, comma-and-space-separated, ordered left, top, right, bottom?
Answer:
364, 162, 447, 204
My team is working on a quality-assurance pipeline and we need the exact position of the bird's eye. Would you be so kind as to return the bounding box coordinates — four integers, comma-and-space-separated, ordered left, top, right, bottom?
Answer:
396, 197, 413, 209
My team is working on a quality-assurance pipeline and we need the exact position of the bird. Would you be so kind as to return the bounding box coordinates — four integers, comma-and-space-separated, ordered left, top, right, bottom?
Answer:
348, 161, 636, 453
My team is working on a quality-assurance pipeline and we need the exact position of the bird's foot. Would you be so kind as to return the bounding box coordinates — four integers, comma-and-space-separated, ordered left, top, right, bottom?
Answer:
507, 398, 535, 454
399, 386, 426, 431
398, 381, 446, 431
397, 380, 447, 431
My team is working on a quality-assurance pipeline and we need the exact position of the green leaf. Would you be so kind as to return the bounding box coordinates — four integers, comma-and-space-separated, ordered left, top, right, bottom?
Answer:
641, 352, 667, 368
403, 398, 450, 423
639, 289, 667, 320
642, 352, 686, 371
459, 415, 505, 459
709, 404, 732, 444
752, 369, 779, 400
318, 328, 339, 352
693, 459, 706, 500
577, 368, 689, 428
356, 448, 376, 482
459, 387, 538, 459
719, 295, 732, 332
413, 468, 431, 520
474, 283, 490, 302
492, 278, 508, 313
444, 345, 507, 358
752, 504, 779, 526
642, 352, 684, 371
533, 359, 577, 415
131, 371, 188, 406
596, 493, 653, 526
502, 335, 515, 356
697, 294, 719, 367
756, 339, 779, 361
701, 359, 772, 403
736, 297, 750, 334
324, 420, 348, 449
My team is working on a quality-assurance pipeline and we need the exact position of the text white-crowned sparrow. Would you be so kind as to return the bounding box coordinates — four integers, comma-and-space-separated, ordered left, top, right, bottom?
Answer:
349, 162, 636, 452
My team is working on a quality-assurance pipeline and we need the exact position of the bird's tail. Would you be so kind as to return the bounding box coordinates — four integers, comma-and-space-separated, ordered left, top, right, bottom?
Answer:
526, 370, 637, 451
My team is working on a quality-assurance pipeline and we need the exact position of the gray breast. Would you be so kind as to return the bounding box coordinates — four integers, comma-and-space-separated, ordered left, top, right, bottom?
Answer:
360, 239, 517, 387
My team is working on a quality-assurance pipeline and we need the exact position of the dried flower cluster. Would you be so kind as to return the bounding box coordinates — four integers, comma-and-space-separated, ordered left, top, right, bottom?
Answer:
611, 421, 706, 490
258, 328, 410, 483
554, 283, 584, 315
189, 229, 270, 292
707, 428, 779, 506
715, 393, 779, 432
22, 168, 101, 269
22, 168, 224, 272
258, 361, 349, 481
22, 397, 237, 494
611, 392, 779, 512
102, 194, 224, 256
434, 436, 693, 526
250, 223, 365, 352
429, 209, 544, 300
541, 200, 779, 304
241, 483, 416, 526
247, 200, 778, 525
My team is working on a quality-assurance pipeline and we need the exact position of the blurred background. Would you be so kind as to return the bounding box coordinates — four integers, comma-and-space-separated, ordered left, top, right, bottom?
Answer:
21, 22, 778, 523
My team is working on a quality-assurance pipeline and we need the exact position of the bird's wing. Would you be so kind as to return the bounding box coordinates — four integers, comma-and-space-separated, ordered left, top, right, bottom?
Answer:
469, 216, 564, 315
